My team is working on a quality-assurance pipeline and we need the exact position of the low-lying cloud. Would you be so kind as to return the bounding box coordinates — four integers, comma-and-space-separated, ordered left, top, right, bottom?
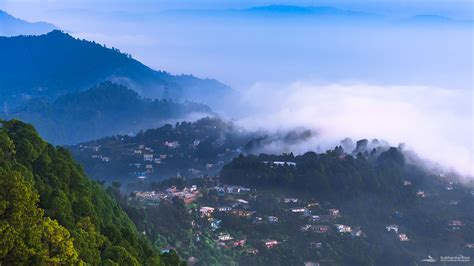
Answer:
235, 82, 473, 177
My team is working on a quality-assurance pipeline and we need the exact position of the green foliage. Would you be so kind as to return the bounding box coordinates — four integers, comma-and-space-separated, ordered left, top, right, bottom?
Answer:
0, 120, 183, 265
41, 217, 80, 264
0, 169, 80, 264
72, 217, 106, 265
102, 246, 139, 266
220, 149, 416, 202
0, 170, 44, 264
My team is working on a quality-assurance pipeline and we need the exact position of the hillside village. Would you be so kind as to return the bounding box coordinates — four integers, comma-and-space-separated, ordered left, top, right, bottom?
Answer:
125, 169, 473, 265
131, 180, 366, 265
78, 140, 241, 180
71, 118, 251, 183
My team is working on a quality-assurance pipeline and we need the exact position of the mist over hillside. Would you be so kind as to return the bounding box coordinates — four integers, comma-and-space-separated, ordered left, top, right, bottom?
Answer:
68, 116, 474, 265
0, 30, 233, 110
0, 5, 471, 176
0, 10, 57, 36
232, 82, 474, 178
5, 82, 213, 144
8, 2, 470, 91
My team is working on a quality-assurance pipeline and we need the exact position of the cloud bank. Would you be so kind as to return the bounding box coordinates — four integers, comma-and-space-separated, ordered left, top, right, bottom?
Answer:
235, 82, 473, 177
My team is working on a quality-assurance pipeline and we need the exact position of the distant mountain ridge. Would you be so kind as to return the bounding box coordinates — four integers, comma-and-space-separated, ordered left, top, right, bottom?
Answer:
0, 10, 58, 36
401, 14, 473, 25
161, 5, 473, 25
6, 82, 213, 144
241, 5, 371, 17
161, 4, 374, 18
0, 30, 233, 109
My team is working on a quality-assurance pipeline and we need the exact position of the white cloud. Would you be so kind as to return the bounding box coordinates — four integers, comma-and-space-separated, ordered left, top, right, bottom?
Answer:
236, 81, 474, 177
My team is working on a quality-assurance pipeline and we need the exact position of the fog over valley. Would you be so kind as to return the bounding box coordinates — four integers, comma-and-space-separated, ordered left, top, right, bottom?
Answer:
1, 0, 473, 177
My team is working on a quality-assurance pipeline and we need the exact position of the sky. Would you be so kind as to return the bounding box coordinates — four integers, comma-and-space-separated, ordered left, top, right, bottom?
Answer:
1, 0, 473, 176
1, 0, 472, 89
1, 0, 473, 18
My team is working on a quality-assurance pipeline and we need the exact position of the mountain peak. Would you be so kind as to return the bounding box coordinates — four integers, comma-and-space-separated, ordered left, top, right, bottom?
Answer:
241, 5, 370, 17
46, 29, 68, 36
0, 10, 58, 36
0, 9, 11, 16
44, 29, 75, 40
0, 31, 232, 111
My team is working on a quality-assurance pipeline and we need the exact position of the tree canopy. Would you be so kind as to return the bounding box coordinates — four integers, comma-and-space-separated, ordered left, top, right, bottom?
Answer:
0, 119, 181, 265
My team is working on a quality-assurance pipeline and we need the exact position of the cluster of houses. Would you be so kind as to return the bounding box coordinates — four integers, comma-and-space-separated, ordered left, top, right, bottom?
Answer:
386, 224, 410, 241
300, 224, 330, 234
448, 220, 464, 230
82, 137, 243, 180
134, 185, 199, 204
253, 215, 279, 224
148, 175, 473, 262
79, 145, 100, 152
299, 218, 362, 237
128, 141, 242, 178
285, 201, 364, 237
78, 145, 110, 162
263, 161, 297, 167
398, 234, 409, 241
196, 185, 369, 257
144, 176, 474, 264
416, 190, 427, 198
195, 185, 282, 253
213, 185, 252, 195
91, 154, 110, 162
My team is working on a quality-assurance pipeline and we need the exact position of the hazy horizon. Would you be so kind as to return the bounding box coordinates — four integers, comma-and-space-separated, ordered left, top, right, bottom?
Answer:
1, 1, 472, 90
1, 0, 473, 177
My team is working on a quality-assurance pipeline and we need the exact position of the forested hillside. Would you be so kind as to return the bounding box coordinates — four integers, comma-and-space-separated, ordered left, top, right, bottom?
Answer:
69, 117, 474, 265
0, 30, 232, 109
7, 82, 212, 144
0, 119, 183, 265
84, 142, 474, 265
216, 149, 474, 264
221, 147, 415, 200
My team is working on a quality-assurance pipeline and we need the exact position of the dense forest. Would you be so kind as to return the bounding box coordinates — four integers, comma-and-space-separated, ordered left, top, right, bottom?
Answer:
6, 82, 212, 144
0, 119, 183, 265
221, 147, 417, 201
0, 30, 232, 109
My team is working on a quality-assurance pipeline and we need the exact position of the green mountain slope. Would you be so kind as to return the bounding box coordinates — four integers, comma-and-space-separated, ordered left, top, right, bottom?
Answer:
0, 119, 182, 265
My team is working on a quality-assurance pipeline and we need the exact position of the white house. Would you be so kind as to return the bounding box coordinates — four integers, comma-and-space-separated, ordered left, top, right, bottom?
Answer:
143, 154, 154, 161
386, 225, 399, 233
267, 216, 279, 223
